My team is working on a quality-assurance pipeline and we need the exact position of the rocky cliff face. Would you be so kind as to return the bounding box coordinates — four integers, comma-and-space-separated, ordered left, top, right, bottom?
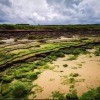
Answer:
0, 28, 100, 39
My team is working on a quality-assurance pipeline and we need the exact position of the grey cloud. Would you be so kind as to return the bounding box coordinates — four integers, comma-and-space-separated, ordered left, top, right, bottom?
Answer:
47, 0, 82, 8
0, 12, 8, 22
46, 0, 100, 24
0, 0, 100, 24
0, 0, 11, 7
64, 0, 82, 8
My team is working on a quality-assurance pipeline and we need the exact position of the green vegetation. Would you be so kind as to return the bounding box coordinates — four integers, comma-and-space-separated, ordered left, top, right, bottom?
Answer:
0, 81, 34, 99
51, 87, 100, 100
0, 24, 100, 30
0, 39, 97, 68
80, 87, 100, 100
3, 75, 13, 83
0, 83, 11, 96
61, 76, 76, 85
0, 32, 100, 99
52, 91, 65, 100
69, 73, 79, 77
0, 24, 16, 30
66, 89, 78, 100
63, 64, 68, 67
12, 81, 29, 98
94, 47, 100, 56
68, 78, 76, 84
67, 55, 78, 60
34, 85, 43, 93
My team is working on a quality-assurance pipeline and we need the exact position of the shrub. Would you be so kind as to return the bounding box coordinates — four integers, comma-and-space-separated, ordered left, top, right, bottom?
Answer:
1, 84, 11, 96
69, 73, 79, 77
27, 72, 38, 80
52, 91, 65, 100
2, 24, 15, 30
56, 52, 65, 57
21, 63, 37, 70
62, 49, 72, 54
72, 49, 82, 55
0, 74, 3, 81
41, 65, 50, 69
42, 57, 52, 62
14, 70, 25, 79
12, 81, 28, 98
63, 64, 68, 67
68, 78, 76, 84
50, 51, 65, 58
19, 67, 31, 72
66, 90, 78, 100
3, 75, 13, 83
85, 44, 94, 49
35, 61, 46, 66
80, 87, 100, 100
49, 56, 57, 61
94, 48, 100, 56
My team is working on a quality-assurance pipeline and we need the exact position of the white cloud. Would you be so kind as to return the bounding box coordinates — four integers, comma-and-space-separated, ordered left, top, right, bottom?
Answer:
0, 0, 100, 24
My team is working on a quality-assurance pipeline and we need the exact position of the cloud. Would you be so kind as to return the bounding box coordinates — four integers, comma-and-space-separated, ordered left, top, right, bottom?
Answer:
0, 0, 11, 6
47, 0, 82, 8
0, 0, 100, 24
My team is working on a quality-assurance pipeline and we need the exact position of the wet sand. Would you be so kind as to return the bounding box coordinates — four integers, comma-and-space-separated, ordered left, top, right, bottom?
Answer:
29, 53, 100, 99
47, 36, 78, 43
1, 38, 14, 43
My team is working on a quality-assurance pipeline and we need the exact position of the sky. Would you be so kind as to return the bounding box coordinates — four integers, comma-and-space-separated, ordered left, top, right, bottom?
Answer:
0, 0, 100, 25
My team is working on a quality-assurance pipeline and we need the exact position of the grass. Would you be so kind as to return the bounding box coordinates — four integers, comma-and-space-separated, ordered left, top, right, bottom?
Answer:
67, 55, 78, 60
14, 70, 39, 80
69, 73, 79, 77
61, 77, 76, 85
61, 73, 82, 85
0, 83, 11, 96
34, 85, 43, 93
12, 81, 28, 98
70, 85, 75, 89
3, 75, 14, 83
94, 47, 100, 56
26, 72, 39, 80
0, 39, 96, 67
66, 89, 78, 100
80, 87, 100, 100
52, 91, 65, 100
0, 81, 35, 99
52, 86, 100, 100
0, 24, 100, 30
68, 78, 76, 84
0, 37, 100, 99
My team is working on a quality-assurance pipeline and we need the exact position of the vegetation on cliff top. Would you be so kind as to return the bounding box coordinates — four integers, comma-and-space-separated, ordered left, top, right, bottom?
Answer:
0, 24, 100, 30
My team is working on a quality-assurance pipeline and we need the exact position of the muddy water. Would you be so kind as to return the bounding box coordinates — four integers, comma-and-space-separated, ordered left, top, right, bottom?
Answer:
29, 54, 100, 99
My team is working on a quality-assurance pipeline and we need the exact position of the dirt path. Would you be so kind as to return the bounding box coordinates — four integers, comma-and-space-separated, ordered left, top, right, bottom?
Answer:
29, 53, 100, 99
